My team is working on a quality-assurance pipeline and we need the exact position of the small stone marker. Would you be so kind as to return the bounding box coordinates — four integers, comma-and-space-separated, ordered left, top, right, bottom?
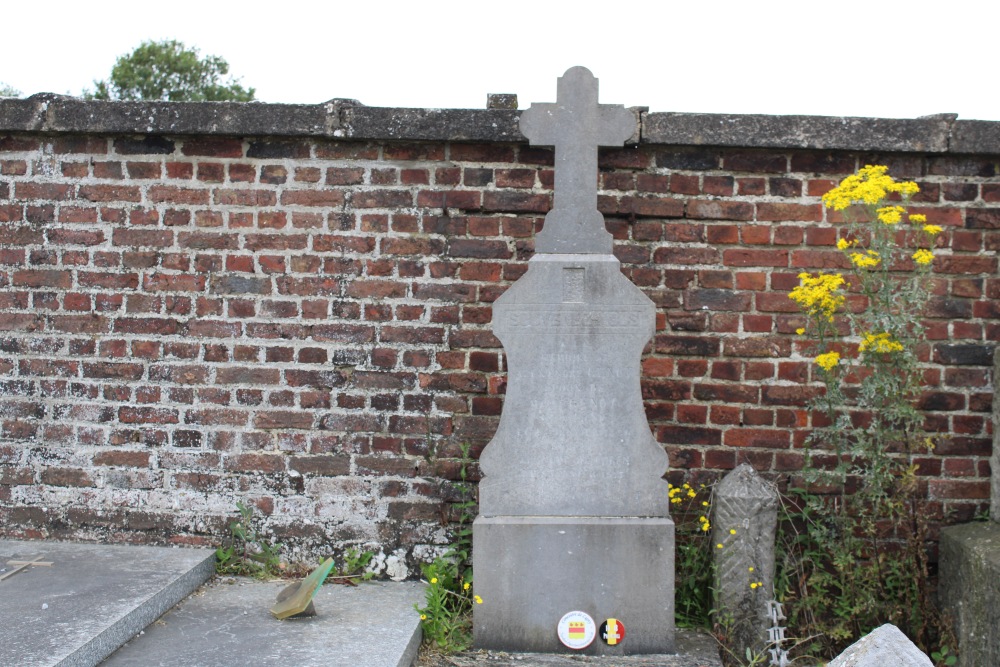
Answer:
712, 464, 778, 659
827, 623, 933, 667
474, 67, 674, 655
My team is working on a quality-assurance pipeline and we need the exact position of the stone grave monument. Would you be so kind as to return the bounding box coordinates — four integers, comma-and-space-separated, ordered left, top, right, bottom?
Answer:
473, 67, 675, 655
712, 464, 779, 660
937, 348, 1000, 667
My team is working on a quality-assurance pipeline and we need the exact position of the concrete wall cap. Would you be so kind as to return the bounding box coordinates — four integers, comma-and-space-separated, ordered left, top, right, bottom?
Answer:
2, 96, 999, 153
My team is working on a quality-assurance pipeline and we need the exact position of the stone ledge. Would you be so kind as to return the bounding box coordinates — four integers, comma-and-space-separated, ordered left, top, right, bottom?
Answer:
1, 95, 999, 153
642, 112, 959, 153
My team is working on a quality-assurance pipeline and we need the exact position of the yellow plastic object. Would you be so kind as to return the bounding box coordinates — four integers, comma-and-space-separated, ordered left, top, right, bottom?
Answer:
269, 557, 335, 620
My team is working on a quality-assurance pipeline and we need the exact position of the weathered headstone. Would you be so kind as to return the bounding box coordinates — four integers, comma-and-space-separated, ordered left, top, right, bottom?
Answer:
473, 67, 674, 655
992, 347, 999, 522
938, 347, 1000, 667
827, 624, 933, 667
712, 463, 779, 659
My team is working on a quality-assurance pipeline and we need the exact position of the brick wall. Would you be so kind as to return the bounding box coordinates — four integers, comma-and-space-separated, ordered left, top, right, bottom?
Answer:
0, 98, 996, 571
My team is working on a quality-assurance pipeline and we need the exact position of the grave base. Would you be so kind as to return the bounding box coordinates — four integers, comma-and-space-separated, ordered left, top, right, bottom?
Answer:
473, 515, 675, 655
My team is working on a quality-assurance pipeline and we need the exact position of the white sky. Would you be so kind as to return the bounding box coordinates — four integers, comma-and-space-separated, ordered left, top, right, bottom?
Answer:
3, 1, 998, 120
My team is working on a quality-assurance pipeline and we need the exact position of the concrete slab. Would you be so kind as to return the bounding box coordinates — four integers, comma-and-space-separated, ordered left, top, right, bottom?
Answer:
102, 578, 426, 667
0, 539, 215, 667
417, 628, 722, 666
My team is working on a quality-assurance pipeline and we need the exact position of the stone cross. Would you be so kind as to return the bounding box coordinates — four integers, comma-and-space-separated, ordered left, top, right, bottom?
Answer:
474, 68, 673, 655
520, 66, 634, 254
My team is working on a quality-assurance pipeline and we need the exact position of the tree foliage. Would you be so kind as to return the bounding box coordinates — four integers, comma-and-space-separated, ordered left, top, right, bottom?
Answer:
0, 82, 20, 98
87, 40, 255, 102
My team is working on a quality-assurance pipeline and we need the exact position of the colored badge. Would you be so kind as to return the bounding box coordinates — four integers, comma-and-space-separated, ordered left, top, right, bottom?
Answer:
599, 618, 626, 646
557, 610, 596, 650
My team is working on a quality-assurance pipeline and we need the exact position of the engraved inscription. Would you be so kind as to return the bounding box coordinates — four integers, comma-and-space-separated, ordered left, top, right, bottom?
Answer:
502, 305, 647, 332
562, 268, 585, 303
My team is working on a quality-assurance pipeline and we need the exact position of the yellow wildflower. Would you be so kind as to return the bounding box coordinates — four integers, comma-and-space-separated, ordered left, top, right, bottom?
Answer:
421, 614, 427, 620
749, 567, 755, 572
474, 595, 483, 604
850, 250, 881, 269
687, 490, 696, 498
750, 582, 758, 589
796, 327, 805, 335
876, 205, 905, 224
836, 238, 855, 250
821, 165, 919, 211
716, 543, 724, 549
909, 213, 927, 224
464, 582, 470, 590
814, 351, 840, 371
702, 501, 709, 507
729, 528, 737, 535
912, 249, 934, 265
701, 523, 710, 532
922, 224, 943, 236
789, 273, 846, 322
859, 332, 904, 354
430, 577, 438, 584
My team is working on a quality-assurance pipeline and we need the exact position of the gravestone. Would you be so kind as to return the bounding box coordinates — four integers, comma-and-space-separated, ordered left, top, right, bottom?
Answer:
473, 67, 675, 655
712, 464, 779, 659
938, 347, 1000, 667
993, 347, 999, 522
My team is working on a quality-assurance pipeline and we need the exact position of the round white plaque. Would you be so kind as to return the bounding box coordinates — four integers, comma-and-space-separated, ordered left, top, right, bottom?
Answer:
556, 610, 596, 650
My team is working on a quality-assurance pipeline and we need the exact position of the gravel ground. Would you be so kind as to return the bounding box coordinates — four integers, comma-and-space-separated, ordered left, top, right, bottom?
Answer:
415, 629, 723, 667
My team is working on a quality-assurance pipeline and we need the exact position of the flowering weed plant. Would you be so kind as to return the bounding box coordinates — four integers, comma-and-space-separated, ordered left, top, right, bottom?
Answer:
780, 165, 956, 660
672, 481, 716, 628
416, 443, 479, 652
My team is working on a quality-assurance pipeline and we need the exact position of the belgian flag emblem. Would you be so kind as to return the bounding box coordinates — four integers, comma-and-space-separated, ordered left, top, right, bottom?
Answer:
600, 618, 625, 646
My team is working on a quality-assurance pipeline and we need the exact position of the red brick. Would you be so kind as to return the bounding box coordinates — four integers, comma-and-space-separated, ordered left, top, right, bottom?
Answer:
723, 249, 789, 267
78, 185, 141, 202
653, 247, 720, 265
756, 203, 823, 222
12, 270, 72, 288
621, 195, 685, 218
688, 199, 754, 221
93, 451, 151, 467
41, 467, 94, 487
255, 411, 314, 429
451, 144, 515, 162
741, 225, 770, 244
118, 407, 179, 424
181, 138, 243, 157
482, 191, 550, 213
724, 428, 790, 448
281, 189, 345, 207
16, 183, 73, 200
724, 153, 787, 173
214, 188, 277, 206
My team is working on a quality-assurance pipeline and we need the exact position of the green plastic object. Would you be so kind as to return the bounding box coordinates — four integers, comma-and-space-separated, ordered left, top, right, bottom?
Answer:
270, 557, 335, 620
